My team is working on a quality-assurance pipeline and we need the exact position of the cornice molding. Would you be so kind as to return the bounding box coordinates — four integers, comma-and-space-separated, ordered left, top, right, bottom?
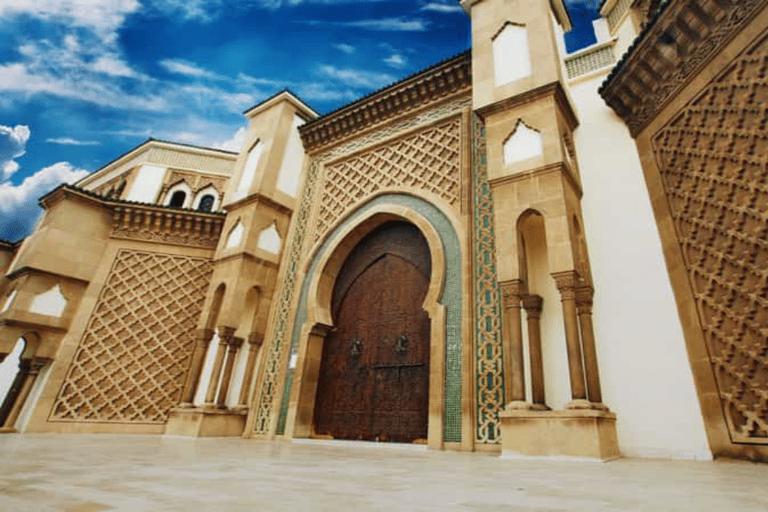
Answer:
475, 81, 579, 131
600, 0, 768, 136
300, 52, 471, 153
40, 185, 225, 249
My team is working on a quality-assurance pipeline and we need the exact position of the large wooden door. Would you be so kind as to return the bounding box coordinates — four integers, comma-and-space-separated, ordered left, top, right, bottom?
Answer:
313, 222, 431, 443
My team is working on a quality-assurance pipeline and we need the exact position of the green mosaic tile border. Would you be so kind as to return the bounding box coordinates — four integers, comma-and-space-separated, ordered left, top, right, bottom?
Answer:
472, 115, 505, 444
275, 194, 463, 443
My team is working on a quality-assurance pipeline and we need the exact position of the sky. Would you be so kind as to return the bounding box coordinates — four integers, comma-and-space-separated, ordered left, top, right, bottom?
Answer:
0, 0, 601, 242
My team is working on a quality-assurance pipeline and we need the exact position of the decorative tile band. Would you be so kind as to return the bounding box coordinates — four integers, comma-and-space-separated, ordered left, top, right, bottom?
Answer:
472, 115, 505, 444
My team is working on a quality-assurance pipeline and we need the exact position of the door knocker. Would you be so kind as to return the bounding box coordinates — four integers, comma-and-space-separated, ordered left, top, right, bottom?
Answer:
350, 338, 363, 356
395, 335, 409, 355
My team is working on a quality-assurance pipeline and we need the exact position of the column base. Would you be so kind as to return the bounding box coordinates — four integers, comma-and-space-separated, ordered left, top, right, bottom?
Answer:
0, 427, 18, 434
504, 401, 550, 411
164, 406, 247, 438
565, 399, 609, 411
499, 408, 619, 462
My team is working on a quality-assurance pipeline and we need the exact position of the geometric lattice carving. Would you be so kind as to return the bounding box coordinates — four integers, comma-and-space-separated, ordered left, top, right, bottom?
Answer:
653, 34, 768, 444
252, 96, 471, 437
315, 118, 461, 243
472, 115, 505, 444
50, 250, 212, 424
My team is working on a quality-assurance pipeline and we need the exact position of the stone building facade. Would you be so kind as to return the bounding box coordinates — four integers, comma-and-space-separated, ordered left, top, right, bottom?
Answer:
0, 0, 765, 462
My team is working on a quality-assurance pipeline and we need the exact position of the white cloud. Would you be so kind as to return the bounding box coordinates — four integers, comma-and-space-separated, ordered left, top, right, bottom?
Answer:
0, 162, 89, 214
0, 161, 90, 240
0, 61, 168, 112
334, 43, 356, 54
319, 65, 394, 89
0, 0, 141, 44
302, 17, 429, 31
47, 138, 101, 146
215, 126, 247, 152
159, 59, 230, 81
384, 54, 408, 69
92, 55, 144, 78
420, 2, 464, 13
296, 83, 358, 102
338, 18, 428, 31
0, 125, 31, 180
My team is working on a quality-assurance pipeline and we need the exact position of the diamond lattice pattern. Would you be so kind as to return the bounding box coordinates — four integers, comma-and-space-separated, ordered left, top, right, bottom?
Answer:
315, 118, 461, 243
654, 35, 768, 443
51, 250, 213, 424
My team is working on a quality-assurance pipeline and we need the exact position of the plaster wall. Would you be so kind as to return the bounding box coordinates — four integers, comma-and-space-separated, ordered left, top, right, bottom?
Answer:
568, 72, 711, 460
613, 12, 638, 59
275, 115, 306, 197
125, 165, 166, 203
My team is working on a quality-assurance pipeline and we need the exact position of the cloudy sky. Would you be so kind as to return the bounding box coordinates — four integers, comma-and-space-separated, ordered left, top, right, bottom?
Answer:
0, 0, 600, 241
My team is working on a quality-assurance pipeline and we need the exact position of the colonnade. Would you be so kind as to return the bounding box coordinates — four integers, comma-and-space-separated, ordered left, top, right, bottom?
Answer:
500, 270, 603, 410
180, 327, 263, 409
0, 355, 49, 432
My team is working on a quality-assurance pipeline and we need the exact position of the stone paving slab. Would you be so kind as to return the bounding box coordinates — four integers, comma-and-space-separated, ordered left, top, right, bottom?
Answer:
0, 434, 767, 511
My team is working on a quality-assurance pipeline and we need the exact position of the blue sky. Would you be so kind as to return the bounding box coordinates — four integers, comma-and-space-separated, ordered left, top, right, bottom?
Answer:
0, 0, 600, 241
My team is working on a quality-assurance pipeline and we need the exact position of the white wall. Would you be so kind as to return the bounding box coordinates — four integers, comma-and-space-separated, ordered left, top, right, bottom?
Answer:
276, 115, 306, 197
568, 72, 712, 460
125, 165, 166, 203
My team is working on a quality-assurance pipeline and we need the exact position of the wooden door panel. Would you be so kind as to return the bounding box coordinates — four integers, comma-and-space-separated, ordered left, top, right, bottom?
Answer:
313, 222, 431, 443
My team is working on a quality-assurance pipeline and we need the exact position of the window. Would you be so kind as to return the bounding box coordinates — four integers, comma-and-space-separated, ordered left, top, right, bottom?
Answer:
169, 191, 186, 208
198, 195, 215, 213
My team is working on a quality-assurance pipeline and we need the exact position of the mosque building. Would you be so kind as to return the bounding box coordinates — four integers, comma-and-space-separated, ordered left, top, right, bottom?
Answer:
0, 0, 766, 463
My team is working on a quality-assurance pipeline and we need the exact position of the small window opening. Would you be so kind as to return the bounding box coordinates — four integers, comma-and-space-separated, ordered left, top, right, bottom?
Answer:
198, 195, 215, 213
169, 191, 186, 208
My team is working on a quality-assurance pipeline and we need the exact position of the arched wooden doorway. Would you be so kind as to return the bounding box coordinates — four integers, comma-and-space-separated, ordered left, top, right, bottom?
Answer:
312, 221, 431, 443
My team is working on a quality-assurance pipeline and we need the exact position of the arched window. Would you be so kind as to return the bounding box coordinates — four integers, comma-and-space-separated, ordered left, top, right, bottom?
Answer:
198, 195, 215, 213
169, 190, 187, 208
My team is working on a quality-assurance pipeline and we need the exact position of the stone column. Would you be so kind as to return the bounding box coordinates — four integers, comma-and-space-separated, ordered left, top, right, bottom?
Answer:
204, 326, 235, 407
552, 271, 588, 404
522, 294, 547, 408
500, 280, 526, 404
1, 358, 46, 432
179, 329, 214, 406
216, 336, 244, 408
238, 333, 263, 407
576, 285, 604, 406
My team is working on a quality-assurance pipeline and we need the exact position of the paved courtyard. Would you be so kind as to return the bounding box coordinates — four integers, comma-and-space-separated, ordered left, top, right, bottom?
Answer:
0, 434, 767, 511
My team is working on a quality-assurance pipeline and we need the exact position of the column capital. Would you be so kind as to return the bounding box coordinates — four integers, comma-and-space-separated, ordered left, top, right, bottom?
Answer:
576, 285, 594, 311
499, 279, 525, 308
217, 325, 237, 344
551, 270, 581, 299
194, 328, 215, 344
521, 294, 544, 317
310, 323, 332, 337
228, 336, 244, 349
247, 332, 264, 348
29, 358, 50, 375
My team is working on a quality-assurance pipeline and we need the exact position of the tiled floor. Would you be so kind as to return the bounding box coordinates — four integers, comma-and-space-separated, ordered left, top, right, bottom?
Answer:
0, 434, 766, 511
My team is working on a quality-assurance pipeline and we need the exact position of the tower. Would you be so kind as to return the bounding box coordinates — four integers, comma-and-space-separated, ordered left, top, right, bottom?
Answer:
463, 0, 619, 460
166, 91, 318, 437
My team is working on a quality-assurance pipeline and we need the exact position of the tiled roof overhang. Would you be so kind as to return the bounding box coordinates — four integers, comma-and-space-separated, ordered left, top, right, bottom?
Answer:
599, 0, 768, 137
299, 51, 472, 154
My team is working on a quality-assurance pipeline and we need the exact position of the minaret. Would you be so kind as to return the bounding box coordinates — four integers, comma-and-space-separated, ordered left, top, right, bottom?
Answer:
166, 91, 318, 437
463, 0, 619, 460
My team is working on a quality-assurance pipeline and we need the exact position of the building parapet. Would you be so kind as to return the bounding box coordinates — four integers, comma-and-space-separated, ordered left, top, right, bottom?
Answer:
565, 38, 618, 80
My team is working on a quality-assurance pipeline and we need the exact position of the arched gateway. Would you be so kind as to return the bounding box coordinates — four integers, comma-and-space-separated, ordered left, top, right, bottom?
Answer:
313, 222, 431, 442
